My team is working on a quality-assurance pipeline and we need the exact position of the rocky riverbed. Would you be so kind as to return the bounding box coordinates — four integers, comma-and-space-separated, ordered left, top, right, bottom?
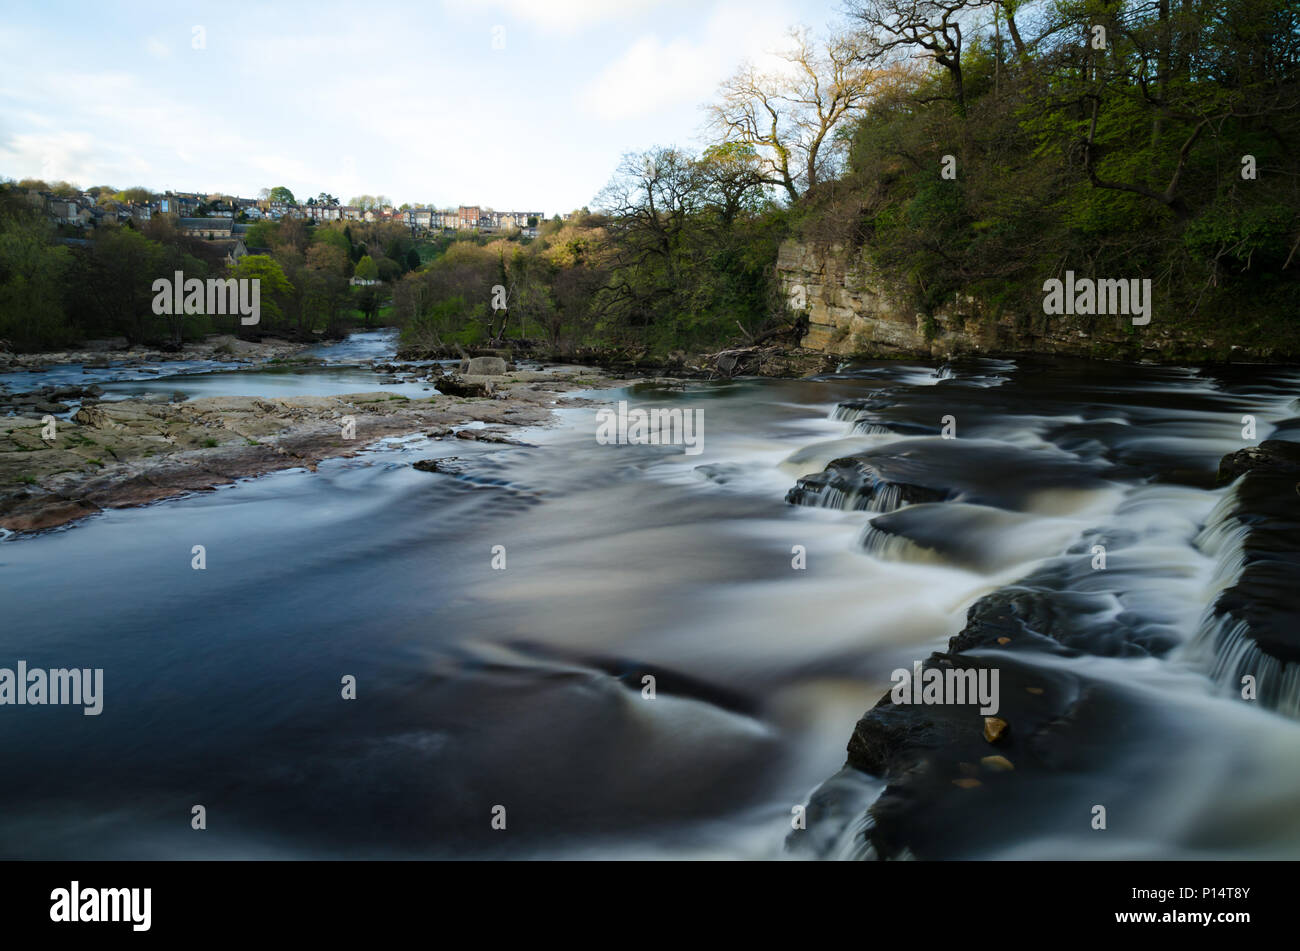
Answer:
0, 365, 630, 533
0, 334, 309, 373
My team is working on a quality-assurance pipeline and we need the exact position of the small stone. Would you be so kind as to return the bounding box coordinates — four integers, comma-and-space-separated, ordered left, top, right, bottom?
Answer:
996, 636, 1011, 645
983, 716, 1009, 743
1025, 686, 1044, 695
981, 755, 1014, 772
952, 778, 982, 789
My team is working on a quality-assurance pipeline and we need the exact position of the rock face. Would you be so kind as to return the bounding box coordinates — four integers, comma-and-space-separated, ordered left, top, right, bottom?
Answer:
776, 240, 986, 357
774, 239, 1210, 360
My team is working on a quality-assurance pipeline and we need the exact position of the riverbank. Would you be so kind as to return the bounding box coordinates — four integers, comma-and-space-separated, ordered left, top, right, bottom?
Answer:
0, 333, 311, 373
0, 365, 632, 533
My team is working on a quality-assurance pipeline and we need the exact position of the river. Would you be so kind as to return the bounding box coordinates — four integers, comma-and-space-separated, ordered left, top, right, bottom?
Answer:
2, 331, 1298, 859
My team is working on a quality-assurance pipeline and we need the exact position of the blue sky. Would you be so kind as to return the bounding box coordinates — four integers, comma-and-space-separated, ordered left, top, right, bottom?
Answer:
0, 0, 839, 214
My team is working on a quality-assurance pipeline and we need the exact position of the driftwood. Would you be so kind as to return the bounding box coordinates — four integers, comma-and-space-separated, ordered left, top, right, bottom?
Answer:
706, 345, 778, 378
705, 318, 812, 378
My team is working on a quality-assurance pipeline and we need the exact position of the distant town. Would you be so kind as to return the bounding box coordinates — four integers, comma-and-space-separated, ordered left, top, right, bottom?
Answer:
12, 181, 554, 266
15, 180, 551, 241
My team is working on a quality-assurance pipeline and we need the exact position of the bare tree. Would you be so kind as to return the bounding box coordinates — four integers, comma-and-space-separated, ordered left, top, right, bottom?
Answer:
708, 27, 883, 202
848, 0, 980, 115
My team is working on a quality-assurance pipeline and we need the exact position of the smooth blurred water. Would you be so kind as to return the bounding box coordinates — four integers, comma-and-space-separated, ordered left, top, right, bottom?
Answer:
1, 343, 1298, 858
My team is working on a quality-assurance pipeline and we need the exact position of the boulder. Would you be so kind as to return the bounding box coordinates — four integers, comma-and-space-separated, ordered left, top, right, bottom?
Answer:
1216, 439, 1300, 486
433, 375, 495, 398
461, 356, 509, 376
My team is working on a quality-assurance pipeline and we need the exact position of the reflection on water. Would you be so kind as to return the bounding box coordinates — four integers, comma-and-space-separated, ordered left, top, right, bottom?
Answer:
97, 365, 438, 401
1, 349, 1299, 858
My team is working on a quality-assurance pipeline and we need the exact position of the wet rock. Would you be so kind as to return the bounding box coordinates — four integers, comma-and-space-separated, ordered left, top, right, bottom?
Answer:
433, 375, 495, 398
786, 456, 949, 511
787, 438, 1111, 513
1216, 439, 1300, 486
1187, 436, 1300, 710
0, 370, 625, 533
982, 717, 1009, 743
454, 429, 530, 446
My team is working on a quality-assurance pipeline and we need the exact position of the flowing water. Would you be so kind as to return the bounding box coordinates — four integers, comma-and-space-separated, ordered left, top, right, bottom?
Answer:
2, 333, 1298, 859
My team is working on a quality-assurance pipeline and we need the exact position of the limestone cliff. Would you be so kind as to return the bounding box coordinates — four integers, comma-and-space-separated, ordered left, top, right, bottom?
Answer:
775, 239, 1247, 361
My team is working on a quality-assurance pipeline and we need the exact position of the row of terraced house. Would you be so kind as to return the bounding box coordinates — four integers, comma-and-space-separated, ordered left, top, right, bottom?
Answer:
21, 186, 546, 240
300, 203, 545, 237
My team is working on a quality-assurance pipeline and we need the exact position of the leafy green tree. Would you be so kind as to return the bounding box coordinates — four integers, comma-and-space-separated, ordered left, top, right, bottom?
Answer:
354, 255, 379, 282
0, 198, 72, 350
232, 254, 293, 333
84, 226, 168, 344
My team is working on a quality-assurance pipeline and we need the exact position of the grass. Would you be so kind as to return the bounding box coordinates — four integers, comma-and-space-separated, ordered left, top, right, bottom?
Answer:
201, 437, 219, 448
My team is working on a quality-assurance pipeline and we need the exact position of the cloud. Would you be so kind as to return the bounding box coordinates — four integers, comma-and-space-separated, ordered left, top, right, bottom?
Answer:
443, 0, 669, 33
580, 1, 799, 121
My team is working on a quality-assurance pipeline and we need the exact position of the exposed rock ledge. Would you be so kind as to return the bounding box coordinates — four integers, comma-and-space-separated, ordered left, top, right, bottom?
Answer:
0, 369, 628, 533
791, 435, 1300, 858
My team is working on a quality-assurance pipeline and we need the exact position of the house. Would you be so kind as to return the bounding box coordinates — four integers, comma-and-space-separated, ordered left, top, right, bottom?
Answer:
207, 237, 248, 267
160, 194, 200, 216
404, 207, 433, 230
306, 204, 342, 222
179, 217, 234, 240
457, 205, 481, 229
45, 197, 88, 227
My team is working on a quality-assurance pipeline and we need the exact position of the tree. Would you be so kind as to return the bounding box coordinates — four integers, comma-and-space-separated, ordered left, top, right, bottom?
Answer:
0, 198, 72, 350
274, 215, 309, 254
708, 26, 883, 201
354, 255, 379, 283
269, 186, 296, 204
696, 143, 771, 227
306, 243, 349, 278
847, 0, 980, 116
232, 254, 293, 333
356, 284, 382, 327
114, 186, 155, 205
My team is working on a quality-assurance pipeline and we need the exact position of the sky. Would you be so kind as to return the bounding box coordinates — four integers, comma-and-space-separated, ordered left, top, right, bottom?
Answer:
0, 0, 841, 215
